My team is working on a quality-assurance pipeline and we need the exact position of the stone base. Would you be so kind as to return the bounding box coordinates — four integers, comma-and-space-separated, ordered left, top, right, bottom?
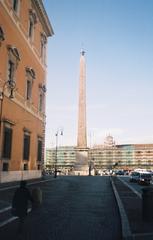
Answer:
73, 148, 89, 176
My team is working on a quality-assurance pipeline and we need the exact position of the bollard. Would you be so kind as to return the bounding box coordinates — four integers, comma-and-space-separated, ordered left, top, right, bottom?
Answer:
142, 187, 153, 222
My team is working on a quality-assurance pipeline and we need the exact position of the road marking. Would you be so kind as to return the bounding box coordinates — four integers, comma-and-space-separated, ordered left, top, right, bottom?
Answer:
0, 208, 32, 228
0, 206, 11, 214
0, 216, 18, 227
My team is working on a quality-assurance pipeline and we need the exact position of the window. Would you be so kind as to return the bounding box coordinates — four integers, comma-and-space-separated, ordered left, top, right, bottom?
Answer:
39, 93, 43, 112
23, 163, 28, 170
40, 33, 47, 64
7, 46, 20, 84
29, 19, 34, 39
26, 80, 32, 100
40, 40, 44, 58
25, 67, 35, 101
38, 84, 46, 112
23, 131, 30, 160
13, 0, 19, 13
0, 26, 5, 42
2, 126, 13, 159
136, 151, 142, 154
3, 163, 9, 171
8, 60, 15, 82
38, 164, 41, 170
28, 10, 37, 40
37, 138, 42, 162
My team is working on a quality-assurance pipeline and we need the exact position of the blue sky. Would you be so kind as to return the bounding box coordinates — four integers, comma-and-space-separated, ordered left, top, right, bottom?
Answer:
44, 0, 153, 148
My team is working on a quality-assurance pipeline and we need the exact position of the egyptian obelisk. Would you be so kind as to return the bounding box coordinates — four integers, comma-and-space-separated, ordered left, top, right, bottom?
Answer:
74, 50, 89, 175
77, 50, 87, 148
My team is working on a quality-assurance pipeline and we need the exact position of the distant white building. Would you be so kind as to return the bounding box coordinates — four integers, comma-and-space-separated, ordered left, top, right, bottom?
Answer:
45, 135, 153, 174
45, 146, 76, 175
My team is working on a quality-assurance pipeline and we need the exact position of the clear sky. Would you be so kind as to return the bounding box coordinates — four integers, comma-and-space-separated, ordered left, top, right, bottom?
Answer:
43, 0, 153, 148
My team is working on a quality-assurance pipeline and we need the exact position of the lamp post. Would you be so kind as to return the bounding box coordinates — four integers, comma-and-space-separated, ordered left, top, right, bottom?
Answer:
0, 80, 16, 181
54, 129, 63, 178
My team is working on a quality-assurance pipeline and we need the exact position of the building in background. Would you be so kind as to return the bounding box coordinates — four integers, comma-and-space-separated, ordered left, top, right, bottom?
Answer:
46, 146, 76, 175
45, 135, 153, 175
0, 0, 53, 182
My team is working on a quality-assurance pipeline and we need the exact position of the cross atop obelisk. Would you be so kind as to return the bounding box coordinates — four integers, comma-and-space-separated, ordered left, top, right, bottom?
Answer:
77, 50, 87, 148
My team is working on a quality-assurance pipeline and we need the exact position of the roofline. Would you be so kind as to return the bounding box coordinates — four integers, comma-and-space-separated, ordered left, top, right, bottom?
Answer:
32, 0, 54, 37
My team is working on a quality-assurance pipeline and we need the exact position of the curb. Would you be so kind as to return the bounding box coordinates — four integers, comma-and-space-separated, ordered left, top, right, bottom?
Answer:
110, 176, 133, 240
112, 177, 153, 240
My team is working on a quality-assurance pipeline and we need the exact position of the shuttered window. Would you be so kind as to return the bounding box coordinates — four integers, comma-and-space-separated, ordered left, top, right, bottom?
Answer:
13, 0, 19, 12
26, 80, 32, 100
23, 133, 30, 160
29, 19, 34, 39
3, 163, 9, 171
8, 60, 15, 82
2, 127, 12, 159
37, 139, 42, 162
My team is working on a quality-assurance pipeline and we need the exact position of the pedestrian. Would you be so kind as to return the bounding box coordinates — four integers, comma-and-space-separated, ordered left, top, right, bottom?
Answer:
12, 180, 33, 234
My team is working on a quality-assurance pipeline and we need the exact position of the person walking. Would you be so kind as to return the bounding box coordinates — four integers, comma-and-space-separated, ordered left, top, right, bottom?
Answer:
12, 180, 33, 234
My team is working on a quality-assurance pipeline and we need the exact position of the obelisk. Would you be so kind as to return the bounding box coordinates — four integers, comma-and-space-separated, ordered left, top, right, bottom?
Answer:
74, 50, 89, 175
77, 50, 87, 148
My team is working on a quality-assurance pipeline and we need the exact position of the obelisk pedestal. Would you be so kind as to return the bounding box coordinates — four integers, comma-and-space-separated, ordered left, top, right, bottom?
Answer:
74, 149, 89, 175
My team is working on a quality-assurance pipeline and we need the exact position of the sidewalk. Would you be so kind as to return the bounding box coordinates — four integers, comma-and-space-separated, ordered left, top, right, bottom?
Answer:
111, 176, 153, 240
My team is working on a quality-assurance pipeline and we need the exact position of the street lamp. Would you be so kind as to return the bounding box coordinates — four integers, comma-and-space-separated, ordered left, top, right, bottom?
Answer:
54, 129, 63, 178
0, 80, 16, 178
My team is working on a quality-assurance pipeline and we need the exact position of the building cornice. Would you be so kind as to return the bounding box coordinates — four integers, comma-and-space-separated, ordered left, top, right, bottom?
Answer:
0, 1, 47, 71
31, 0, 54, 37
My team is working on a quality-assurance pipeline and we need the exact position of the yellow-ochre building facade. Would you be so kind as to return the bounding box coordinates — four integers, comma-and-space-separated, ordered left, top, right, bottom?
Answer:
0, 0, 54, 182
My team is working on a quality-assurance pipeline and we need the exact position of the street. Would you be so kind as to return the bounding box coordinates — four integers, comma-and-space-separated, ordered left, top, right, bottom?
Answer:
118, 175, 152, 198
0, 176, 122, 240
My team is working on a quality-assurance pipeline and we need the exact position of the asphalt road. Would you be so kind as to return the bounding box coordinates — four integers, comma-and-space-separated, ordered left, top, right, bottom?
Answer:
0, 176, 122, 240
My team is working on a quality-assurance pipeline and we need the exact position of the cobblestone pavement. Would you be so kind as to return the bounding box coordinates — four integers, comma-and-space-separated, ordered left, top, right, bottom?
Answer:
0, 176, 122, 240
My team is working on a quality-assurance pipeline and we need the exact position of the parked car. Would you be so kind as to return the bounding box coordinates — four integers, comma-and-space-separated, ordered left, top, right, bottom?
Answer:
115, 170, 124, 176
129, 171, 140, 182
138, 172, 152, 185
